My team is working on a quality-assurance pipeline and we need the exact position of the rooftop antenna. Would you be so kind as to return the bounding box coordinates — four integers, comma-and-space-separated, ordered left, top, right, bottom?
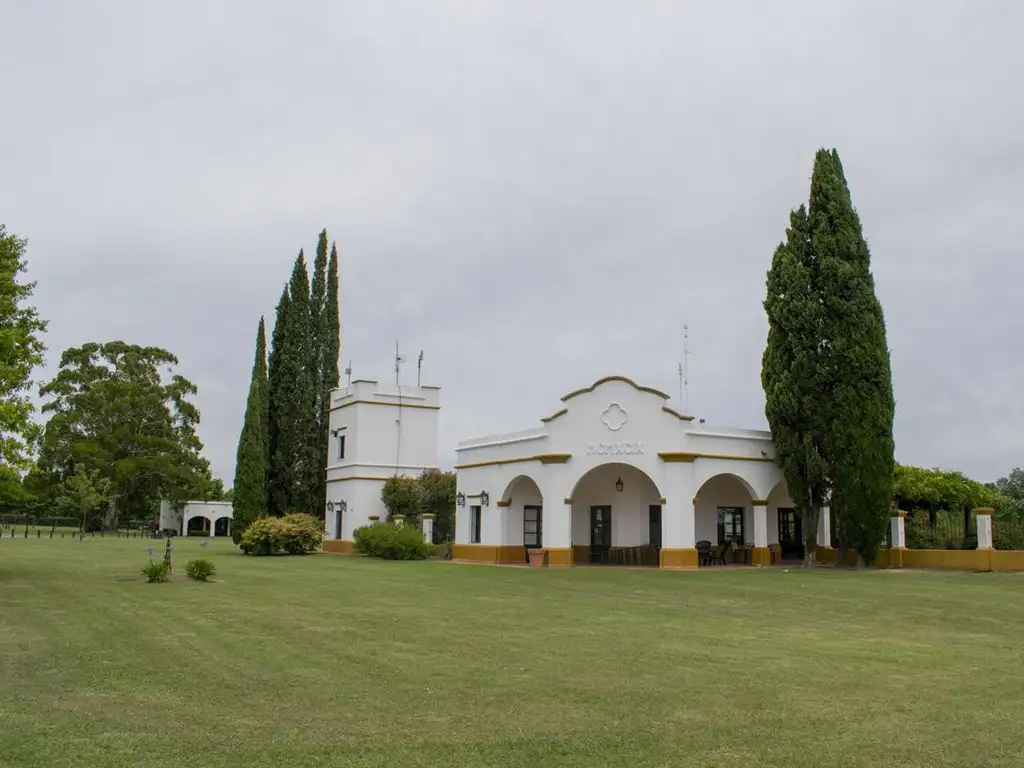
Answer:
683, 323, 690, 413
394, 341, 406, 386
344, 361, 352, 388
417, 350, 424, 387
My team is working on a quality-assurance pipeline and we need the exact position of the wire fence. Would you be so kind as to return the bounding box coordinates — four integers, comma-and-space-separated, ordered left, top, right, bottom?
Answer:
903, 510, 1024, 550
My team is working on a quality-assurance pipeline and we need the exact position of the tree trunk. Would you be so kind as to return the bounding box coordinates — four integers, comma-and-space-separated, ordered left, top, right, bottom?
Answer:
803, 505, 820, 568
104, 497, 118, 530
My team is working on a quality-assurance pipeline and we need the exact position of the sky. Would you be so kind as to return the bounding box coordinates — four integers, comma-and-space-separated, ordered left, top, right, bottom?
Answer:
2, 0, 1021, 485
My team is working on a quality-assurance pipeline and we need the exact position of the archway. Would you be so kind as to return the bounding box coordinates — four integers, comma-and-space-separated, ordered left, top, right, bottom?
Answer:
185, 515, 211, 536
567, 462, 663, 565
499, 475, 543, 562
214, 517, 231, 538
767, 479, 801, 561
694, 474, 756, 559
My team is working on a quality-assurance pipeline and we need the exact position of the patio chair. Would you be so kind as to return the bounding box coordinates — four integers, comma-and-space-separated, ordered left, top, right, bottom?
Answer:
709, 542, 728, 566
696, 540, 712, 566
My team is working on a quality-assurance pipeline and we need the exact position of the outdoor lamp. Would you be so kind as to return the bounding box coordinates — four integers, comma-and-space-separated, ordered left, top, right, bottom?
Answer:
480, 490, 490, 506
615, 477, 624, 493
326, 501, 335, 513
339, 499, 347, 513
456, 492, 466, 507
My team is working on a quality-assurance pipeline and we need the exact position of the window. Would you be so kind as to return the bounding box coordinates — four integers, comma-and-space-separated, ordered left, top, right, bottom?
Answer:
524, 505, 542, 548
717, 506, 745, 545
337, 434, 346, 460
470, 505, 482, 543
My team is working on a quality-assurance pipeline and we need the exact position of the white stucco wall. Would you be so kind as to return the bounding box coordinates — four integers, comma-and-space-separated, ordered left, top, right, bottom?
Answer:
159, 500, 234, 536
454, 376, 797, 553
324, 379, 441, 539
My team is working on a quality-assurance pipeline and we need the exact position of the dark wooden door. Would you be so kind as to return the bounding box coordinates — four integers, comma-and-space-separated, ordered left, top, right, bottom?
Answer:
649, 505, 662, 549
777, 507, 804, 560
523, 505, 542, 561
590, 506, 612, 563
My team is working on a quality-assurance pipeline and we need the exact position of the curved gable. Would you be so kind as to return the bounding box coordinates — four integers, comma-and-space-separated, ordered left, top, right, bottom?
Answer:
560, 375, 670, 403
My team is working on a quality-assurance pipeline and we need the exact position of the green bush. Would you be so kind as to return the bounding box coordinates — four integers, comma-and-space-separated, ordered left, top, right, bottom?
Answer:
141, 560, 170, 583
184, 558, 217, 581
239, 513, 322, 556
994, 519, 1024, 550
354, 522, 431, 560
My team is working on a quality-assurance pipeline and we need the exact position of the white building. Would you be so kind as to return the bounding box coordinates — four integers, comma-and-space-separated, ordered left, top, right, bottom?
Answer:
453, 375, 831, 568
322, 378, 441, 553
158, 499, 234, 537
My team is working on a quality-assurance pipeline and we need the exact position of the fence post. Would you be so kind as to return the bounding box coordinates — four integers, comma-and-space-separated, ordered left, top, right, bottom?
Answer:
888, 508, 907, 568
973, 508, 994, 572
393, 515, 405, 527
421, 513, 435, 544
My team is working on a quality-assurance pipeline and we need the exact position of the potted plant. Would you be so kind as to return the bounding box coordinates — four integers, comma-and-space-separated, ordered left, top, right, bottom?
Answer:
528, 548, 546, 568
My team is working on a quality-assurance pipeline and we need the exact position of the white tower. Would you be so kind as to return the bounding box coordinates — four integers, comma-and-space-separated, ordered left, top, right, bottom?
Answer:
323, 378, 441, 547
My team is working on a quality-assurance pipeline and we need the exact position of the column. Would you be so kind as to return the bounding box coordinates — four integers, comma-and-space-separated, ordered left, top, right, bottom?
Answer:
421, 513, 435, 544
974, 507, 994, 550
659, 464, 698, 569
542, 468, 573, 567
890, 509, 906, 549
393, 514, 405, 526
752, 500, 771, 566
817, 505, 832, 551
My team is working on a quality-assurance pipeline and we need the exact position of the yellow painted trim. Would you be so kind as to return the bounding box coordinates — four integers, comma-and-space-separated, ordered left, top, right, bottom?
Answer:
560, 375, 670, 403
751, 546, 772, 566
659, 547, 699, 569
455, 453, 572, 470
973, 507, 994, 516
546, 547, 575, 567
658, 451, 775, 463
658, 497, 666, 505
538, 453, 571, 464
751, 499, 769, 506
541, 408, 567, 423
496, 499, 511, 507
420, 513, 436, 520
661, 405, 696, 422
891, 510, 908, 518
563, 497, 573, 505
327, 475, 395, 483
322, 540, 356, 554
333, 399, 440, 412
451, 544, 526, 564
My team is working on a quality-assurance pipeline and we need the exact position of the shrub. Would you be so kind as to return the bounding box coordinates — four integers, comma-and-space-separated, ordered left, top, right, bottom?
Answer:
354, 522, 431, 560
239, 513, 322, 556
184, 558, 216, 581
141, 560, 170, 583
994, 519, 1024, 550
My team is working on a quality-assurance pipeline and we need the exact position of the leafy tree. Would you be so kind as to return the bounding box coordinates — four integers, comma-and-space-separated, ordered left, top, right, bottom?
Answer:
56, 464, 111, 531
38, 342, 207, 529
380, 475, 422, 521
811, 149, 895, 566
267, 253, 319, 516
0, 225, 48, 470
762, 205, 830, 565
991, 468, 1024, 518
232, 318, 268, 543
418, 468, 456, 540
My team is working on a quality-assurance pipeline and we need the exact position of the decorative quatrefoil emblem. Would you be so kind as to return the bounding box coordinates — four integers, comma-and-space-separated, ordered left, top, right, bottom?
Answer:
601, 402, 628, 431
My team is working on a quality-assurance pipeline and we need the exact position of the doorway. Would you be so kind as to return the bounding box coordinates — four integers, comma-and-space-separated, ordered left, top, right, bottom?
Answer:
589, 506, 612, 563
777, 507, 804, 560
524, 505, 542, 563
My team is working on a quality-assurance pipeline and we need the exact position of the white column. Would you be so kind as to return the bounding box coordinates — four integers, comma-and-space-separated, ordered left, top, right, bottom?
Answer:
975, 508, 994, 549
890, 512, 906, 549
753, 504, 768, 548
421, 514, 435, 544
393, 515, 405, 527
659, 463, 696, 567
817, 505, 832, 548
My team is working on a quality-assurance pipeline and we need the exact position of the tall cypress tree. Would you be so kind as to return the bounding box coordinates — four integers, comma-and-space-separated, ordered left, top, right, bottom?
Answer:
318, 241, 341, 514
232, 317, 268, 543
762, 206, 830, 565
811, 149, 895, 566
266, 286, 290, 516
309, 231, 330, 518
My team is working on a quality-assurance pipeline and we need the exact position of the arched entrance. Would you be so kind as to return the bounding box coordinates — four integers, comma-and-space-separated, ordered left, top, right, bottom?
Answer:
499, 475, 543, 563
694, 473, 756, 564
185, 515, 211, 536
767, 479, 801, 561
214, 517, 231, 537
568, 463, 663, 565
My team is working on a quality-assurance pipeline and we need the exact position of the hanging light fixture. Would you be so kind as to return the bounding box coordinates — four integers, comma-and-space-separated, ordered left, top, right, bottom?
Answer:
615, 478, 624, 493
456, 492, 466, 507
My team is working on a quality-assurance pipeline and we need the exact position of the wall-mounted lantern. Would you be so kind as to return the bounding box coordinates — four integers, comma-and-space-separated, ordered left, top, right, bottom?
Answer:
615, 477, 624, 493
480, 490, 490, 507
456, 492, 466, 507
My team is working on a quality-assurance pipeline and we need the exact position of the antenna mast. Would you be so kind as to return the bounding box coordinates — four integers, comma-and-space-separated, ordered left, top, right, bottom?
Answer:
417, 350, 424, 388
683, 323, 690, 413
344, 361, 352, 388
394, 341, 406, 386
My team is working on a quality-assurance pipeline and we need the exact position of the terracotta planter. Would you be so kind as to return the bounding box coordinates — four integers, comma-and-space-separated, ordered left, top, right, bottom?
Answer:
528, 548, 546, 568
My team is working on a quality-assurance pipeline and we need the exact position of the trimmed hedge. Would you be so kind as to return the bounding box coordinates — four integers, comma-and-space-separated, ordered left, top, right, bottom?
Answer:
239, 513, 322, 556
354, 522, 431, 560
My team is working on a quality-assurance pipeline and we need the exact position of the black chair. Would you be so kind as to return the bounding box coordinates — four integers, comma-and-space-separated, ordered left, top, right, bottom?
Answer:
696, 540, 712, 566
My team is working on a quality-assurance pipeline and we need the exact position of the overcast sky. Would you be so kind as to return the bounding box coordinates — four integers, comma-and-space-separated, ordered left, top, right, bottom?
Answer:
2, 0, 1021, 485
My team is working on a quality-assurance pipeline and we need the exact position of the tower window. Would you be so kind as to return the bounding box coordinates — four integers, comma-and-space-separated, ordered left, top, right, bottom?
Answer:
337, 434, 346, 460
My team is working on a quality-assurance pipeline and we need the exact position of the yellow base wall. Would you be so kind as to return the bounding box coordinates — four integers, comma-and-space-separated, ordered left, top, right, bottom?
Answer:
751, 546, 772, 566
451, 545, 527, 564
545, 547, 575, 568
659, 548, 699, 569
322, 540, 356, 554
815, 545, 1024, 572
572, 545, 590, 563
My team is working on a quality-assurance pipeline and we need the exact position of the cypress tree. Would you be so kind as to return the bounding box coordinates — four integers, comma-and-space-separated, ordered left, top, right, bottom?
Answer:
309, 230, 330, 518
318, 241, 341, 513
811, 149, 895, 566
762, 206, 830, 566
231, 318, 268, 543
266, 286, 290, 516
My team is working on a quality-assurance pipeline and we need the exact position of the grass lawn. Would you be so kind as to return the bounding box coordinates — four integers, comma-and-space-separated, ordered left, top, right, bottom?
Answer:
2, 539, 1022, 768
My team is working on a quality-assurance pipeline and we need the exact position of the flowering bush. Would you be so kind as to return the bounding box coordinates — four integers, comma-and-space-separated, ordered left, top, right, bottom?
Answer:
239, 513, 322, 556
141, 560, 170, 583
